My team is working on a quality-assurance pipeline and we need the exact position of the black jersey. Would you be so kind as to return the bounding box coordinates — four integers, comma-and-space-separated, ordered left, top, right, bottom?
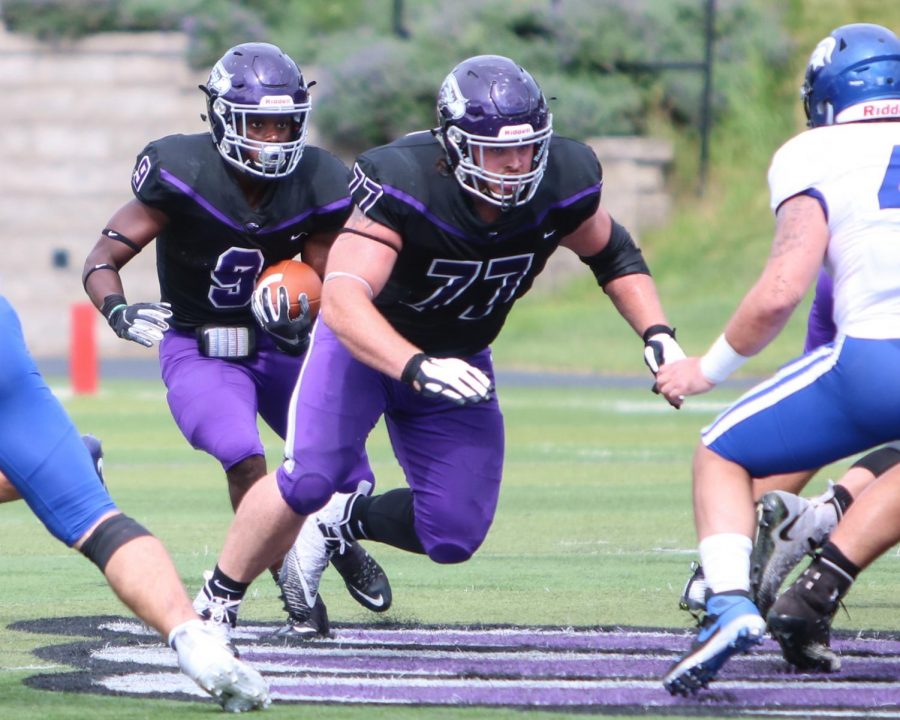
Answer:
351, 131, 602, 355
131, 133, 352, 330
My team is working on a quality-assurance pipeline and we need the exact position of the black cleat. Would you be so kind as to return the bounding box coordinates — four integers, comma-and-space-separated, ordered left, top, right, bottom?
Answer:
767, 564, 842, 672
272, 593, 330, 640
331, 541, 392, 613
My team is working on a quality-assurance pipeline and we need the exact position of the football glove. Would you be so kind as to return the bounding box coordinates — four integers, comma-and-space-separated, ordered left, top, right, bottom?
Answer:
251, 284, 312, 356
642, 324, 686, 408
102, 294, 172, 348
401, 353, 494, 406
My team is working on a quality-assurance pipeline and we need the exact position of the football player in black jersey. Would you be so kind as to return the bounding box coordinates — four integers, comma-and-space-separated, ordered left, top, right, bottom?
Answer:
194, 55, 685, 631
81, 42, 391, 638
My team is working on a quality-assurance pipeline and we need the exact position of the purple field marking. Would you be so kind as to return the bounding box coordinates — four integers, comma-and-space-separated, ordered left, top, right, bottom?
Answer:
25, 617, 900, 714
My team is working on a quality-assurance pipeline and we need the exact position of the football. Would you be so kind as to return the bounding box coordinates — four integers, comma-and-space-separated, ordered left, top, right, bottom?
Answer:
256, 259, 322, 320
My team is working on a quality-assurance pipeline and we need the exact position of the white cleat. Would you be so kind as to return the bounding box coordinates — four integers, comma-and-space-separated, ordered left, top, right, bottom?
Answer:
278, 514, 333, 626
750, 490, 837, 617
169, 619, 269, 712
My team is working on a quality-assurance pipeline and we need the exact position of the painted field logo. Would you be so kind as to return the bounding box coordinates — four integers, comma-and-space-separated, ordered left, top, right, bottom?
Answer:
13, 616, 900, 716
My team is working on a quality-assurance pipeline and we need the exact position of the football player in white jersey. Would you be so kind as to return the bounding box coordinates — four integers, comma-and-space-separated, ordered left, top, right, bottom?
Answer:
655, 23, 900, 695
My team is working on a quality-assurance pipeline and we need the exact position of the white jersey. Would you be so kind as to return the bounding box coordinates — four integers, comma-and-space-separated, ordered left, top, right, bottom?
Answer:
768, 122, 900, 338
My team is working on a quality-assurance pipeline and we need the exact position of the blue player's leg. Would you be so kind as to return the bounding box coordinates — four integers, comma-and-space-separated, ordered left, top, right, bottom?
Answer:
0, 296, 268, 709
666, 338, 900, 695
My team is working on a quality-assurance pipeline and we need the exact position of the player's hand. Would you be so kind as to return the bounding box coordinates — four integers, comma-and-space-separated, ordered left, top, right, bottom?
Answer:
655, 357, 715, 404
251, 284, 312, 356
401, 353, 494, 405
106, 301, 172, 348
642, 324, 686, 408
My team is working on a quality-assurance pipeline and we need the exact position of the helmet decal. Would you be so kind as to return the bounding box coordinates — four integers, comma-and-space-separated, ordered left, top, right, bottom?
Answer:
438, 74, 467, 120
808, 37, 836, 73
207, 61, 233, 96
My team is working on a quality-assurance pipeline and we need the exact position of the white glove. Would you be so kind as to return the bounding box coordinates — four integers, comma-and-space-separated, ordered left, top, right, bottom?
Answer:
401, 353, 494, 405
642, 324, 686, 409
642, 325, 686, 375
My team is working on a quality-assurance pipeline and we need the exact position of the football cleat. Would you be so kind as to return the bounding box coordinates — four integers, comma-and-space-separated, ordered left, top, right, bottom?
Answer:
81, 433, 105, 488
168, 619, 270, 712
277, 516, 333, 629
331, 541, 392, 613
663, 591, 765, 696
750, 491, 835, 617
272, 593, 330, 640
679, 561, 710, 620
767, 562, 844, 672
193, 571, 240, 630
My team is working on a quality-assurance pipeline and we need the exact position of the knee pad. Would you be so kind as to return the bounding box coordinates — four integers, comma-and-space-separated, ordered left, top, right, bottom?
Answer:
80, 513, 152, 572
425, 541, 477, 564
851, 446, 900, 476
277, 467, 334, 515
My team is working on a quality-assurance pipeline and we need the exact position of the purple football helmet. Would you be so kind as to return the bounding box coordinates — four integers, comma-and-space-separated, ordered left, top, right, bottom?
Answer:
203, 42, 311, 178
435, 55, 552, 210
802, 23, 900, 127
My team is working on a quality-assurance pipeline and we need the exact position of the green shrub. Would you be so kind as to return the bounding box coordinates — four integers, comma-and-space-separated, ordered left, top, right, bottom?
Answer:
2, 0, 794, 153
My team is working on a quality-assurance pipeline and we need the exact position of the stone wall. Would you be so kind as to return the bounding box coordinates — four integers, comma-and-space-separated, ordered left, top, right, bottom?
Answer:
0, 27, 672, 358
0, 28, 206, 358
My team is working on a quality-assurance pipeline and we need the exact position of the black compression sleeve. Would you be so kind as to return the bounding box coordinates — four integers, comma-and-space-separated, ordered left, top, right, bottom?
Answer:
580, 219, 650, 288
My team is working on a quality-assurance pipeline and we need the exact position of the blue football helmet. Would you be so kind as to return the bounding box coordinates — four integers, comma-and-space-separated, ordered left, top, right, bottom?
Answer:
802, 23, 900, 127
435, 55, 552, 210
203, 42, 311, 178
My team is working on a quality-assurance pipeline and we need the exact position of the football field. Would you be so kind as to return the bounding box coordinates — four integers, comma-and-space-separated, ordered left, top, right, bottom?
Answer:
2, 374, 900, 719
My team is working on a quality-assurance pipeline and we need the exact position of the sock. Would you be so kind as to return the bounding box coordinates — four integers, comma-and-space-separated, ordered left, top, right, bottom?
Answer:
699, 533, 753, 594
830, 484, 853, 516
818, 541, 860, 581
350, 488, 426, 554
207, 564, 250, 601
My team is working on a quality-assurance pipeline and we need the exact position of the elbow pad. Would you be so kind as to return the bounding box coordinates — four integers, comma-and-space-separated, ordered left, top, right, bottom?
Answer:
580, 220, 650, 288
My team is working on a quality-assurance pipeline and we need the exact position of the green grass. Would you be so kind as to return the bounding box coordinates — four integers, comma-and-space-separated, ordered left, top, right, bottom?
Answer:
1, 377, 895, 719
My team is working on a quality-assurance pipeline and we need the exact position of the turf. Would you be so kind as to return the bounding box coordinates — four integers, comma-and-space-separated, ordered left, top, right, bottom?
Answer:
1, 376, 892, 719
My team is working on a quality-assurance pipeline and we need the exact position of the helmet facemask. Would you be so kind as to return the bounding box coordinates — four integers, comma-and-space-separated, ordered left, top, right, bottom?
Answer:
210, 94, 310, 179
204, 43, 311, 179
443, 119, 552, 210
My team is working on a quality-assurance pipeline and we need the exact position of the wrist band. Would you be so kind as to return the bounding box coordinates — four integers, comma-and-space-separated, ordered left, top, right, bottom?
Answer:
699, 334, 747, 384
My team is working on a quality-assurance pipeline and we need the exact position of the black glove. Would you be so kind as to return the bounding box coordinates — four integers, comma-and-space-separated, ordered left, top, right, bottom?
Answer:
401, 353, 494, 405
101, 294, 172, 348
250, 284, 312, 356
642, 324, 686, 408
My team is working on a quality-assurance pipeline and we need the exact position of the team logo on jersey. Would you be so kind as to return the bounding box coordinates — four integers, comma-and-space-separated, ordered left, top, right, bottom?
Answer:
438, 74, 466, 120
808, 36, 836, 70
131, 155, 152, 192
207, 61, 233, 95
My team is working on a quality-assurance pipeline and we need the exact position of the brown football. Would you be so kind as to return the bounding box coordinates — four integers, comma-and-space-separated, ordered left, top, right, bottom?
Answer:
256, 259, 322, 320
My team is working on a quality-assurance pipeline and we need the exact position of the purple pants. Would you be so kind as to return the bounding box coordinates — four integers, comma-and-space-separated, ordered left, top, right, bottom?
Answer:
277, 321, 505, 563
159, 328, 304, 470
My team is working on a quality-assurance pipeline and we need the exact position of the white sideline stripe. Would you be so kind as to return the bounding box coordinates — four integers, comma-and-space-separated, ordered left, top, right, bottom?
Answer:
98, 619, 694, 640
745, 713, 900, 719
92, 644, 680, 668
